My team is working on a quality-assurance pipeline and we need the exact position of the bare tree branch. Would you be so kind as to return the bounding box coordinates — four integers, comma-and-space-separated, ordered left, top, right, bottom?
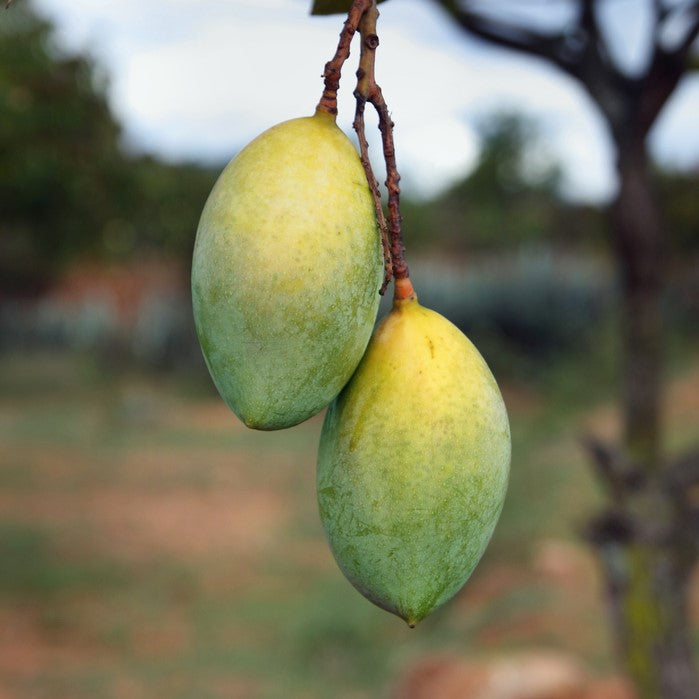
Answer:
436, 0, 697, 138
433, 0, 636, 131
581, 435, 644, 503
675, 2, 699, 58
654, 0, 672, 23
316, 0, 372, 116
433, 0, 581, 77
637, 1, 699, 137
654, 1, 699, 56
579, 0, 597, 34
354, 5, 409, 286
578, 0, 610, 66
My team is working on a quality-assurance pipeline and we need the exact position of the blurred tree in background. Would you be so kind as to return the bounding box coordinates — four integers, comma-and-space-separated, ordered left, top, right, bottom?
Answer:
2, 1, 695, 289
432, 1, 699, 697
1, 0, 698, 694
403, 112, 605, 253
440, 112, 564, 246
0, 1, 217, 295
2, 0, 696, 377
0, 3, 122, 290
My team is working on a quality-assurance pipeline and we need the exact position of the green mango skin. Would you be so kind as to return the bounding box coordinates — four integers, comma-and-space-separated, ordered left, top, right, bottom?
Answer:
317, 296, 511, 626
192, 110, 382, 430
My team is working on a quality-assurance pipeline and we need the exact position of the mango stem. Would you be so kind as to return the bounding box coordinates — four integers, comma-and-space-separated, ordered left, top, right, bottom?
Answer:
353, 13, 392, 294
319, 0, 413, 302
316, 0, 373, 116
353, 1, 412, 298
393, 277, 416, 302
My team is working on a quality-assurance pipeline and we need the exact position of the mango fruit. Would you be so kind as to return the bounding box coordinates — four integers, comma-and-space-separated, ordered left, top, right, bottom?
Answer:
317, 291, 510, 625
191, 109, 383, 430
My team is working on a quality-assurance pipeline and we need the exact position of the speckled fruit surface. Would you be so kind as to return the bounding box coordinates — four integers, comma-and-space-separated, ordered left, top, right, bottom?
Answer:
191, 110, 382, 430
317, 296, 511, 625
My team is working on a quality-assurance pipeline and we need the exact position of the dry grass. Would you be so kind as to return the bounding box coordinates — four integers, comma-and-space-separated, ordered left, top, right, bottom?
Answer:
0, 352, 696, 698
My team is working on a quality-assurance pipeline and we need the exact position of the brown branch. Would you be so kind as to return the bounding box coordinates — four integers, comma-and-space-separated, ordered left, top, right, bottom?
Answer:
433, 1, 641, 132
582, 435, 645, 503
352, 2, 411, 300
635, 54, 683, 139
653, 0, 669, 22
353, 7, 392, 294
638, 0, 699, 138
353, 96, 392, 295
376, 96, 411, 287
316, 0, 393, 295
665, 449, 699, 571
578, 0, 616, 71
650, 1, 699, 63
433, 0, 581, 78
675, 2, 699, 58
317, 0, 372, 115
579, 1, 602, 52
319, 0, 412, 299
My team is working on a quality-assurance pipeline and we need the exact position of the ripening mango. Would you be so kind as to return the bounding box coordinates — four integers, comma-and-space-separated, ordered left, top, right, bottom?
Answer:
192, 109, 383, 429
317, 291, 510, 625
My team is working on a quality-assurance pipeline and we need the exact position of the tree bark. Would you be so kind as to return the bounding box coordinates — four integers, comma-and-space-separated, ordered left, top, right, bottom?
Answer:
612, 139, 664, 468
591, 136, 699, 699
431, 2, 699, 693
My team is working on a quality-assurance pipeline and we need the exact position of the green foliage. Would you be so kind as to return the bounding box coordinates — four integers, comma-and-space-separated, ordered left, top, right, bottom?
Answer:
0, 2, 218, 293
311, 0, 388, 16
399, 109, 698, 265
656, 167, 699, 254
402, 112, 606, 252
0, 3, 123, 289
106, 156, 218, 260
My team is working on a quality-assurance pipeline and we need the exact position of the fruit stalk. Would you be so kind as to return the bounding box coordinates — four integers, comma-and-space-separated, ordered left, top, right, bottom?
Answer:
353, 29, 392, 293
319, 0, 412, 299
317, 0, 372, 116
352, 2, 412, 298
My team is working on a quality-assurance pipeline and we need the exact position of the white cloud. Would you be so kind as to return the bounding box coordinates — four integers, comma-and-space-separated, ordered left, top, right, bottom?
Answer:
597, 0, 655, 75
29, 0, 699, 202
651, 75, 699, 170
398, 118, 479, 198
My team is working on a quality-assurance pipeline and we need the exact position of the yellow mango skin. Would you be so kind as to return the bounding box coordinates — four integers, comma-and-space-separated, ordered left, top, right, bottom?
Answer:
317, 296, 511, 626
191, 110, 382, 430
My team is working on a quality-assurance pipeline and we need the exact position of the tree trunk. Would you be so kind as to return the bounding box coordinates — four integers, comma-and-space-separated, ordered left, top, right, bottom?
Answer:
591, 138, 699, 699
613, 139, 664, 468
430, 4, 699, 692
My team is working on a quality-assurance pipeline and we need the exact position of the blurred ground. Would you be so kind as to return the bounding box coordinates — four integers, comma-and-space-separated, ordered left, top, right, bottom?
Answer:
1, 351, 697, 698
3, 6, 697, 695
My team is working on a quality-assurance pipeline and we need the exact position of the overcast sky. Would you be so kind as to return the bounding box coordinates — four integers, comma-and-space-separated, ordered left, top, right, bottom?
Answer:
31, 0, 699, 202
